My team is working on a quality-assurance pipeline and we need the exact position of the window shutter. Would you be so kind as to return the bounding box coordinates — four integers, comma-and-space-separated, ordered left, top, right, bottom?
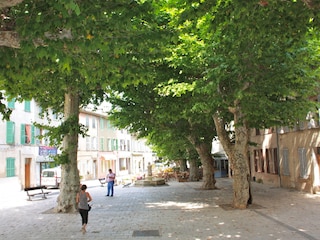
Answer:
24, 100, 31, 112
6, 121, 15, 144
31, 125, 35, 144
7, 98, 15, 109
100, 118, 104, 129
6, 157, 15, 177
282, 149, 290, 176
21, 124, 26, 144
298, 148, 308, 179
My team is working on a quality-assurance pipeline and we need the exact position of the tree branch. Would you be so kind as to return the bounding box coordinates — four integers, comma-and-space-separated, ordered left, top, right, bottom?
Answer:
0, 30, 19, 48
0, 0, 23, 8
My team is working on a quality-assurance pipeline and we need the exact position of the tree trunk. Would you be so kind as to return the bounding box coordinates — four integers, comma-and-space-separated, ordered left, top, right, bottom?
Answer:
191, 140, 216, 189
56, 90, 80, 213
188, 159, 199, 181
213, 111, 251, 209
0, 0, 24, 8
179, 159, 188, 172
232, 122, 251, 209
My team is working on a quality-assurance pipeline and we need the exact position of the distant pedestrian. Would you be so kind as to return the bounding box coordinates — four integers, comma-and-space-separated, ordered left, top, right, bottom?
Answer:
106, 169, 116, 197
76, 184, 92, 232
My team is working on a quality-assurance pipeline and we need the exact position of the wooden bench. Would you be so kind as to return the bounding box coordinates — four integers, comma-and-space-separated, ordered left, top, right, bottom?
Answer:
99, 178, 106, 187
122, 182, 131, 188
24, 186, 50, 201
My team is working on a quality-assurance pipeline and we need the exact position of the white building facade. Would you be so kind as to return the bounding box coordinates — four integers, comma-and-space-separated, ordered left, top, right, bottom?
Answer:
0, 98, 60, 189
0, 98, 156, 189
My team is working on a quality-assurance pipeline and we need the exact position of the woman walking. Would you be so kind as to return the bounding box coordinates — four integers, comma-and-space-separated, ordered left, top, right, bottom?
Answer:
76, 184, 92, 232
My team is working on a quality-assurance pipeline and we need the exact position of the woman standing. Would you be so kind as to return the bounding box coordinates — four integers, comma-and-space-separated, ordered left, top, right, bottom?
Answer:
76, 184, 92, 232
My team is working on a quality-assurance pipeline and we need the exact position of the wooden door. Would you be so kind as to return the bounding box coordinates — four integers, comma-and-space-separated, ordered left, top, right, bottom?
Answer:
25, 158, 31, 188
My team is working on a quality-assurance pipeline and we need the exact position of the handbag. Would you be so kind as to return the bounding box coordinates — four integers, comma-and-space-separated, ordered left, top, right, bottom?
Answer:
88, 204, 92, 211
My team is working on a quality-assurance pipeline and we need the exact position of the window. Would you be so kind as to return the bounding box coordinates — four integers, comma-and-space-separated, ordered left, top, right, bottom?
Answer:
100, 138, 104, 151
24, 100, 31, 112
282, 148, 290, 176
119, 158, 128, 170
85, 116, 89, 127
21, 124, 34, 144
100, 118, 104, 129
107, 138, 112, 151
266, 148, 278, 174
6, 157, 15, 177
107, 120, 115, 129
107, 138, 119, 151
6, 121, 15, 144
254, 149, 264, 173
112, 139, 118, 151
120, 139, 126, 151
92, 118, 96, 129
255, 128, 260, 136
91, 137, 97, 150
127, 140, 130, 151
86, 137, 97, 150
86, 137, 90, 150
42, 171, 54, 177
298, 148, 308, 179
35, 127, 42, 145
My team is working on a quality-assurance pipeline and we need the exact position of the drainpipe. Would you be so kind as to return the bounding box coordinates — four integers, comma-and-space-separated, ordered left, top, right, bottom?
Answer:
276, 127, 282, 188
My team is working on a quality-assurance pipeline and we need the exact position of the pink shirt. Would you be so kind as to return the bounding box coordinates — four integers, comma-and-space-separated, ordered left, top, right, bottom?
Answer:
107, 172, 115, 182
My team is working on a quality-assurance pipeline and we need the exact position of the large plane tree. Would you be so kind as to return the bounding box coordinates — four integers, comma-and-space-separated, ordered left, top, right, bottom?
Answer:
0, 0, 170, 212
176, 0, 319, 208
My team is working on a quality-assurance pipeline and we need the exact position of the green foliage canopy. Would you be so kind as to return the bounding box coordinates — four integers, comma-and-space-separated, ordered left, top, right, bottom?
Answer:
0, 0, 171, 113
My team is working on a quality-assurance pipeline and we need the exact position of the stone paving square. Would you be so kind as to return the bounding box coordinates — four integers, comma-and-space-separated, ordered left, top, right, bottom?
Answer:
0, 178, 320, 240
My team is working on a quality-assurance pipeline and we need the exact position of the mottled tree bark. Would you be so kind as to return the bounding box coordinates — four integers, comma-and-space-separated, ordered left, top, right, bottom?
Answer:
0, 31, 20, 48
188, 135, 216, 189
232, 120, 251, 209
213, 111, 251, 209
0, 0, 23, 8
179, 159, 188, 172
188, 159, 199, 181
56, 90, 80, 213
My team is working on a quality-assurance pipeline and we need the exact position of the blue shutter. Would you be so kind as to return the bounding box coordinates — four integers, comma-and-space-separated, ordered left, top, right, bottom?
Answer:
6, 157, 15, 177
31, 125, 35, 144
6, 121, 15, 144
24, 100, 31, 112
7, 98, 15, 109
20, 124, 26, 144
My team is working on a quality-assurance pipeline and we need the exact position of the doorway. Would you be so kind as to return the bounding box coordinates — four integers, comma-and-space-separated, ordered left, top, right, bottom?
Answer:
25, 158, 32, 188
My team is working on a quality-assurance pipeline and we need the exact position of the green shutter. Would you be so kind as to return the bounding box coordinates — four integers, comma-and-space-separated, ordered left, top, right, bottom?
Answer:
115, 139, 118, 150
112, 139, 116, 150
6, 121, 15, 144
100, 118, 104, 129
21, 124, 26, 144
24, 100, 31, 112
7, 98, 15, 109
31, 125, 35, 144
6, 157, 15, 177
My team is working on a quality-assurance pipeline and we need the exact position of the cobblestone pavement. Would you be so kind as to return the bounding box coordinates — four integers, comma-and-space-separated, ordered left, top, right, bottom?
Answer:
1, 177, 320, 240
